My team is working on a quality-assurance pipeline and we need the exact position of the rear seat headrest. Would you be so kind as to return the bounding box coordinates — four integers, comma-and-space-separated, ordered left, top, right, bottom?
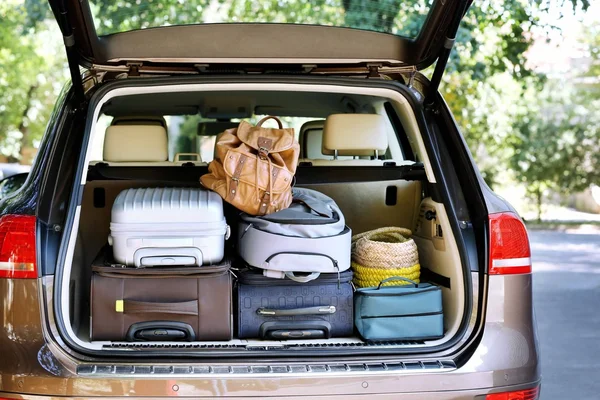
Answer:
111, 115, 167, 128
299, 120, 325, 159
322, 114, 388, 157
103, 125, 168, 162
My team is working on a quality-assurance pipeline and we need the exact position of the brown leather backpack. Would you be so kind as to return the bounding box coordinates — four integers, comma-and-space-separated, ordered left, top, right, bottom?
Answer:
200, 116, 300, 216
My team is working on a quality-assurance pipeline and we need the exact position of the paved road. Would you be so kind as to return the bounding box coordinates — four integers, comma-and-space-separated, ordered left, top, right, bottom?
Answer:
530, 230, 600, 399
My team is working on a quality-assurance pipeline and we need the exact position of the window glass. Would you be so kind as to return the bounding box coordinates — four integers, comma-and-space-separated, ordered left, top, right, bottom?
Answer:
90, 0, 431, 39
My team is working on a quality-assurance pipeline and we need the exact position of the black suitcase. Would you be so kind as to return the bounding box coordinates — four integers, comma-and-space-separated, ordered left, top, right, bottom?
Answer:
236, 269, 354, 339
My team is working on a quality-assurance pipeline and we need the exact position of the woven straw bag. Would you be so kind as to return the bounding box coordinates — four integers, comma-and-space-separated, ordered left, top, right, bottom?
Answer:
351, 227, 420, 288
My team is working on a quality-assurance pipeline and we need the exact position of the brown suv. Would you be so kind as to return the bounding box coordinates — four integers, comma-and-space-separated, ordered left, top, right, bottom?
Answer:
0, 0, 540, 398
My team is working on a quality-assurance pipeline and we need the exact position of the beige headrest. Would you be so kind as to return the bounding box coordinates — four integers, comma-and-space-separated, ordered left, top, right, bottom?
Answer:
322, 114, 388, 157
103, 125, 168, 162
112, 116, 167, 127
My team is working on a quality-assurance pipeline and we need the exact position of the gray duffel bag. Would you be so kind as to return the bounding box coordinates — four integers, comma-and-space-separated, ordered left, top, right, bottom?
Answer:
238, 188, 351, 282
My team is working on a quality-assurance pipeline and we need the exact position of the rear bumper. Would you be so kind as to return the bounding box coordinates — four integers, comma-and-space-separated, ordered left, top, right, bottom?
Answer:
0, 382, 541, 400
0, 353, 540, 398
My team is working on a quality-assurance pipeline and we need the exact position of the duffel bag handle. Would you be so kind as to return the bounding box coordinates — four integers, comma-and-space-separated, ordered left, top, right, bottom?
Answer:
256, 115, 283, 129
377, 276, 419, 289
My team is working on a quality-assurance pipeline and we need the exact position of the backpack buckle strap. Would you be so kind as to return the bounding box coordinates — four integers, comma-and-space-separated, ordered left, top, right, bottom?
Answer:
257, 137, 273, 159
258, 167, 281, 215
228, 154, 247, 201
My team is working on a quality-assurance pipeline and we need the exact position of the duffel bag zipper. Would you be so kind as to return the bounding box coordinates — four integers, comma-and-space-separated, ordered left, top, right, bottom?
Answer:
92, 265, 229, 278
239, 271, 353, 286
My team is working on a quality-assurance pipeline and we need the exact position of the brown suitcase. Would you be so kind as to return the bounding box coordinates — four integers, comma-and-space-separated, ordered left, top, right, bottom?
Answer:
90, 248, 232, 341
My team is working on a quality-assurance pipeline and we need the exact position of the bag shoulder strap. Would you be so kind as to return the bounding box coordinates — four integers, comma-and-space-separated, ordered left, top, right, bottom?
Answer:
292, 194, 334, 219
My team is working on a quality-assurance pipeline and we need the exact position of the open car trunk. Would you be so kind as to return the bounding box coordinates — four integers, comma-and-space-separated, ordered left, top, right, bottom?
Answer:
55, 79, 473, 358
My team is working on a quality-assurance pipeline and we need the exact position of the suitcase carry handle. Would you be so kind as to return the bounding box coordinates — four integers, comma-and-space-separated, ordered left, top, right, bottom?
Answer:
257, 305, 336, 316
121, 299, 199, 316
259, 321, 332, 340
134, 247, 204, 267
126, 321, 196, 342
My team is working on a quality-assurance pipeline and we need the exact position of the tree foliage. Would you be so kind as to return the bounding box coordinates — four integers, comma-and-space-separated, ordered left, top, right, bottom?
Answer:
509, 85, 600, 218
507, 20, 600, 218
1, 1, 67, 163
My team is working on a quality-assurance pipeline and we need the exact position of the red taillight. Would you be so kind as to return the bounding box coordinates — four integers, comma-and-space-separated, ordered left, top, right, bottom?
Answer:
0, 214, 37, 279
489, 212, 531, 275
486, 386, 540, 400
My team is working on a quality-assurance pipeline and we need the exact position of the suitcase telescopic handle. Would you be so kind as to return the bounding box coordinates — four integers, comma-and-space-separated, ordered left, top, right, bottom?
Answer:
256, 306, 336, 316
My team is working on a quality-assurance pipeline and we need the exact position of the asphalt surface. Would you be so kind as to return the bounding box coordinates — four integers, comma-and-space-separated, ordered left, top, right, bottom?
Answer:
530, 229, 600, 399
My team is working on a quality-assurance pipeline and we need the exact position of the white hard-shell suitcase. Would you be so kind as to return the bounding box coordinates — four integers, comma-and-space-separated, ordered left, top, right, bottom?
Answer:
109, 187, 230, 267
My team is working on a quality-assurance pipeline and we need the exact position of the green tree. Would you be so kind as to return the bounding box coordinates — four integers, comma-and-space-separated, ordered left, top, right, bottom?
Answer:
509, 85, 600, 220
0, 2, 42, 161
1, 1, 67, 163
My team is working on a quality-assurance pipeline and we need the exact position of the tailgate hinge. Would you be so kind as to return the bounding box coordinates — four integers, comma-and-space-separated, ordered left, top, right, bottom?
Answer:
366, 63, 383, 78
126, 62, 143, 77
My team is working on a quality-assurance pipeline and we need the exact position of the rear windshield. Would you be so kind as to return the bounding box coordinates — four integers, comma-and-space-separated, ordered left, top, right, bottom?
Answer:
90, 0, 431, 38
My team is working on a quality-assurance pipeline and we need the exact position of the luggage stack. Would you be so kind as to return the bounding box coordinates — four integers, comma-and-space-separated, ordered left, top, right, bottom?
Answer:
236, 187, 353, 339
90, 187, 233, 341
88, 116, 444, 344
